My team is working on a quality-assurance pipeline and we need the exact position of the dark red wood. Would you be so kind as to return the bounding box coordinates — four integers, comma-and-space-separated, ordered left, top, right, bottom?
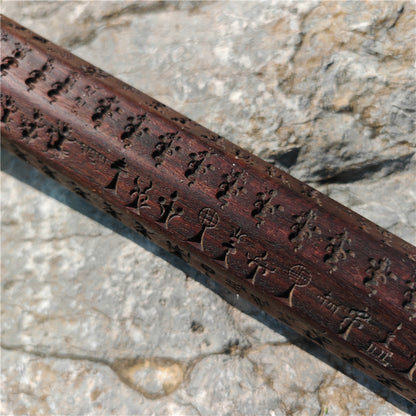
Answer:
1, 14, 415, 403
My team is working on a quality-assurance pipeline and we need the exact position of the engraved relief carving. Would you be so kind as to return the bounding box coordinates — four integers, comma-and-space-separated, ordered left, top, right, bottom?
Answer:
317, 292, 343, 315
403, 279, 416, 320
47, 74, 77, 103
126, 176, 152, 213
225, 278, 247, 294
120, 114, 147, 147
324, 229, 355, 272
92, 96, 121, 128
80, 65, 109, 78
201, 263, 215, 277
18, 109, 45, 141
152, 132, 181, 167
25, 58, 54, 91
185, 151, 214, 186
364, 257, 398, 296
286, 265, 312, 307
216, 168, 246, 208
215, 227, 246, 269
338, 308, 370, 341
188, 208, 219, 250
76, 139, 108, 164
134, 222, 154, 240
251, 189, 284, 228
157, 191, 184, 229
1, 94, 17, 124
366, 323, 402, 367
149, 100, 166, 111
1, 42, 30, 75
46, 120, 72, 153
289, 210, 321, 252
103, 202, 121, 220
245, 251, 275, 285
72, 85, 96, 115
166, 241, 190, 262
105, 158, 128, 194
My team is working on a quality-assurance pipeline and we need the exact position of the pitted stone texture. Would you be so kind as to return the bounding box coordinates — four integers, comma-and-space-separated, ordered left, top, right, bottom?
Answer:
1, 1, 415, 415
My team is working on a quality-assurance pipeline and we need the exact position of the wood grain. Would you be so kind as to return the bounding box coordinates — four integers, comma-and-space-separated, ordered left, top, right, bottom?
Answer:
1, 14, 415, 403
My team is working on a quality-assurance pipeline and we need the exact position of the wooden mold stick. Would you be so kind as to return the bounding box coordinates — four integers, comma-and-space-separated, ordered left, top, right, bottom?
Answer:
1, 14, 415, 403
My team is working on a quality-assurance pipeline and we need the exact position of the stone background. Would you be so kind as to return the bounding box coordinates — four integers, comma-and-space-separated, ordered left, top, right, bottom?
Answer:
1, 1, 415, 415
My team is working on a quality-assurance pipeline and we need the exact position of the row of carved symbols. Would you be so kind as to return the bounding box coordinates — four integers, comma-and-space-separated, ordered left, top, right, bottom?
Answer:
1, 42, 31, 76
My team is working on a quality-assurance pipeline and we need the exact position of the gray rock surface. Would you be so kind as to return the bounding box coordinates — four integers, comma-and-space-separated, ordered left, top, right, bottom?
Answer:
1, 1, 415, 415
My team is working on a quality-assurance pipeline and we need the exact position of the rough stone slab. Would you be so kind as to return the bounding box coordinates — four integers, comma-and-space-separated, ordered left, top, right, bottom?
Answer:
1, 1, 415, 415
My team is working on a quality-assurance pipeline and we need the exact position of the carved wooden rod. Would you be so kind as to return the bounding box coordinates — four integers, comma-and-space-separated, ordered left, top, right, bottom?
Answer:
1, 14, 415, 402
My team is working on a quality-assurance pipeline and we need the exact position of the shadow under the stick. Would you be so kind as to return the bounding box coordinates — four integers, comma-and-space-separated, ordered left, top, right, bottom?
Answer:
2, 148, 415, 414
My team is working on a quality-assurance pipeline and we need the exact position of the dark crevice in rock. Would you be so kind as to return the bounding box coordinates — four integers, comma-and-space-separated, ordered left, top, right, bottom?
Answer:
269, 147, 301, 168
315, 153, 414, 184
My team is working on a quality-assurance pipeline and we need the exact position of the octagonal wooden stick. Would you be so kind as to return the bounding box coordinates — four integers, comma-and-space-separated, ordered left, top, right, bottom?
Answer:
1, 14, 415, 403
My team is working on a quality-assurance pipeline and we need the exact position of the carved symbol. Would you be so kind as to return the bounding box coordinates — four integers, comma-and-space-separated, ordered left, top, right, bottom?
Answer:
366, 323, 402, 367
1, 42, 30, 75
149, 100, 166, 111
1, 94, 17, 124
47, 74, 77, 103
216, 168, 246, 208
46, 120, 72, 153
92, 96, 120, 128
364, 257, 398, 296
225, 278, 247, 294
152, 132, 181, 167
407, 359, 416, 382
403, 279, 416, 320
72, 85, 96, 115
251, 189, 283, 228
25, 58, 54, 91
245, 251, 275, 285
201, 263, 215, 277
103, 202, 121, 220
73, 187, 89, 200
285, 265, 312, 307
80, 65, 109, 78
215, 227, 246, 268
120, 114, 147, 147
338, 308, 370, 341
324, 229, 355, 272
188, 208, 219, 250
105, 158, 128, 194
317, 292, 343, 315
185, 151, 214, 186
166, 241, 190, 263
289, 210, 321, 252
18, 109, 45, 140
157, 191, 184, 229
126, 176, 152, 213
134, 222, 154, 240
